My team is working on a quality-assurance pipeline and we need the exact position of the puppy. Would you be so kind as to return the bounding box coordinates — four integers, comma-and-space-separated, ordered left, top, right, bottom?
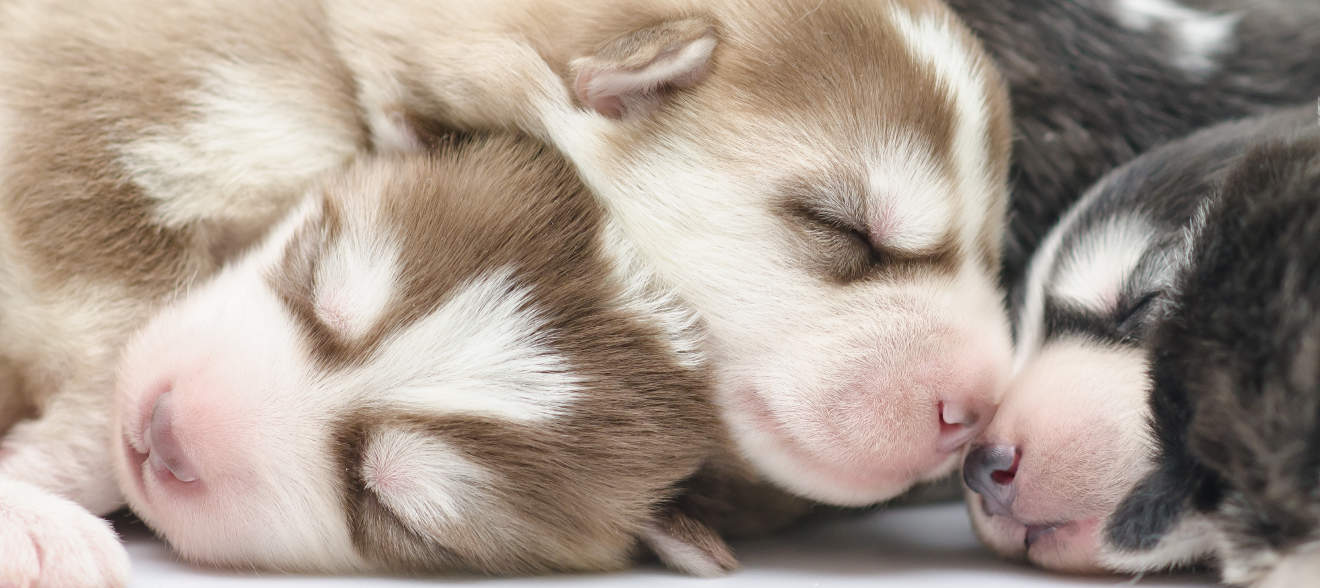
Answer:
945, 0, 1320, 288
0, 0, 1016, 549
112, 136, 755, 577
962, 104, 1320, 584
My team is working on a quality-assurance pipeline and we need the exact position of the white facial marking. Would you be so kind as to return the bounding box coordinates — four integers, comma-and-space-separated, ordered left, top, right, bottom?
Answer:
886, 4, 993, 246
1112, 0, 1241, 74
1050, 215, 1153, 314
361, 428, 492, 527
120, 61, 360, 227
1016, 180, 1123, 371
312, 225, 400, 342
339, 266, 580, 423
869, 151, 954, 253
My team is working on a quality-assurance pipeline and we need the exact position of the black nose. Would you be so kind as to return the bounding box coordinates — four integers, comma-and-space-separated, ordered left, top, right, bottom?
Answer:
963, 444, 1019, 518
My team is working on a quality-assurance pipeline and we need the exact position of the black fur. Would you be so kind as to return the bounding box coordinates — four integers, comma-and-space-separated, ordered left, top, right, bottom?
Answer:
945, 0, 1320, 294
1148, 133, 1320, 579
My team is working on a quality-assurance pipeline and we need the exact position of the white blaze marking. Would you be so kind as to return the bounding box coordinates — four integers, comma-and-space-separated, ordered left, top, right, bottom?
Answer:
120, 61, 358, 227
342, 267, 580, 423
1113, 0, 1241, 74
886, 5, 994, 248
869, 153, 954, 253
361, 428, 492, 527
313, 228, 400, 342
1050, 216, 1153, 314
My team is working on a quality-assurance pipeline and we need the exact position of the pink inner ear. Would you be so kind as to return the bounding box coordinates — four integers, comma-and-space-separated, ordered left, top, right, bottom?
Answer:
573, 34, 717, 120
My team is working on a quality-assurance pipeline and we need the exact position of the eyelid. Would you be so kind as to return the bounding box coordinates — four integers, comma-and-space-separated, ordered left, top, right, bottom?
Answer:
1117, 291, 1161, 330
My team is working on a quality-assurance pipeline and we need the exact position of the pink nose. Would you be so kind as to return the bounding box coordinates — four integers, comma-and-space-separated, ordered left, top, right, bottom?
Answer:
935, 400, 991, 453
147, 389, 199, 483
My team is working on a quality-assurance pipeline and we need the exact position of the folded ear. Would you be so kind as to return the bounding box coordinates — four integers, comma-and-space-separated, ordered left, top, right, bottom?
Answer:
571, 17, 717, 120
639, 506, 738, 577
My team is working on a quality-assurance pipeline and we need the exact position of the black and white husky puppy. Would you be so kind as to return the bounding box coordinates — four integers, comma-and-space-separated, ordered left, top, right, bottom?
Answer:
962, 104, 1320, 586
945, 0, 1320, 288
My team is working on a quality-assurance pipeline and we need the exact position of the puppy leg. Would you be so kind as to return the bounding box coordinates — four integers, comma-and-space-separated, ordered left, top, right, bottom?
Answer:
0, 376, 128, 587
0, 476, 129, 588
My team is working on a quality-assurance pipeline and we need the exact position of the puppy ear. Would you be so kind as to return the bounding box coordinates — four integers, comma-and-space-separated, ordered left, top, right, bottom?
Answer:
571, 18, 717, 120
639, 506, 737, 577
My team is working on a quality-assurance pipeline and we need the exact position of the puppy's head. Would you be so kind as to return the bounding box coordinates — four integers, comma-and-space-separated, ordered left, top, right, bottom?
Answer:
112, 136, 732, 575
964, 110, 1320, 576
545, 0, 1014, 506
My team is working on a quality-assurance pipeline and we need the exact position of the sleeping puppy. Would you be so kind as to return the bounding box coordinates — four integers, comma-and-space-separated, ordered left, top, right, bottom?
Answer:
0, 0, 1016, 544
111, 136, 753, 577
962, 104, 1320, 584
944, 0, 1320, 288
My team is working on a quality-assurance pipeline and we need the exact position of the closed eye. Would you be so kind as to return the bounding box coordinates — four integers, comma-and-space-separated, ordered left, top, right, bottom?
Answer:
1117, 290, 1161, 333
798, 205, 885, 267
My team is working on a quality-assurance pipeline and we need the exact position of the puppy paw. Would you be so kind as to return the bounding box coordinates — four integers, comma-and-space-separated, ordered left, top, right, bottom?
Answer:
0, 477, 129, 588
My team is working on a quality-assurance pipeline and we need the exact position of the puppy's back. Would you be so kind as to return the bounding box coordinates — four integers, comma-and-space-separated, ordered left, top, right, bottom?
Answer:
1153, 130, 1320, 585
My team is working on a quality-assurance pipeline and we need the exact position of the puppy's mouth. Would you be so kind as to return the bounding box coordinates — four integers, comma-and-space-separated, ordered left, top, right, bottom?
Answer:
975, 497, 1105, 570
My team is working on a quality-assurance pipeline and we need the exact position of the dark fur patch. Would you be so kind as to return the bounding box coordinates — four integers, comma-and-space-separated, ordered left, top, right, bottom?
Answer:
1152, 133, 1320, 575
944, 0, 1320, 292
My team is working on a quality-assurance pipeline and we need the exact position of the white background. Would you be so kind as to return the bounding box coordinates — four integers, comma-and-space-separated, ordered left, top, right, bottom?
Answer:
122, 502, 1215, 587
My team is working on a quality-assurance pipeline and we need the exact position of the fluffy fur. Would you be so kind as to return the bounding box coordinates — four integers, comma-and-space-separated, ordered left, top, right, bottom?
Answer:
963, 105, 1320, 585
1150, 134, 1320, 586
945, 0, 1320, 293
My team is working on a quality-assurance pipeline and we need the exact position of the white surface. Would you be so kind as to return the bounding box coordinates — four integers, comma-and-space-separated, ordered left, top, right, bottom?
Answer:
120, 502, 1215, 587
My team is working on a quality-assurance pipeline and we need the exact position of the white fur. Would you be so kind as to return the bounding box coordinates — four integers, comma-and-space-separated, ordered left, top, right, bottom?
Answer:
886, 4, 996, 249
114, 200, 366, 571
598, 218, 706, 371
1246, 541, 1320, 588
868, 150, 954, 253
973, 339, 1159, 571
641, 524, 724, 577
120, 60, 360, 228
338, 266, 581, 423
0, 477, 130, 587
1112, 0, 1241, 74
1050, 215, 1153, 314
1014, 179, 1113, 372
361, 428, 493, 528
313, 203, 401, 342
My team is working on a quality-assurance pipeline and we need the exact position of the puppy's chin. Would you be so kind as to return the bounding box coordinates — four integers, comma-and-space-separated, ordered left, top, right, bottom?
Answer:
966, 488, 1109, 573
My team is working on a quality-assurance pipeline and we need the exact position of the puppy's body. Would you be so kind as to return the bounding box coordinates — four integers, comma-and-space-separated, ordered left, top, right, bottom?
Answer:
945, 0, 1320, 289
962, 105, 1320, 584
